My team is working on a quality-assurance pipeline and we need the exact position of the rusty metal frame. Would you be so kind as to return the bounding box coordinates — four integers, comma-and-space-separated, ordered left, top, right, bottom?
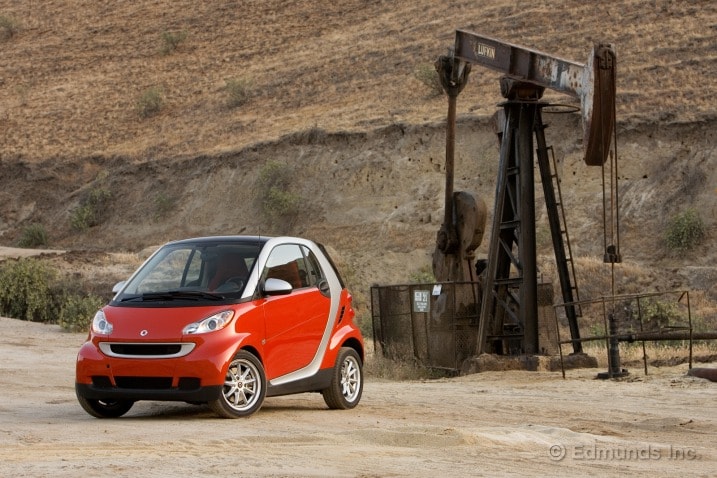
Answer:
442, 30, 618, 356
454, 30, 616, 167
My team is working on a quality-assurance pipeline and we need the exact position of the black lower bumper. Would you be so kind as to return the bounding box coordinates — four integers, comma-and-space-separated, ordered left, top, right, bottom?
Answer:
76, 383, 223, 403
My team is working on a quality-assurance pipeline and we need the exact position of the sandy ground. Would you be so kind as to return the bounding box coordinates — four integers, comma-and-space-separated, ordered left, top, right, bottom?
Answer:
0, 246, 65, 259
0, 317, 715, 477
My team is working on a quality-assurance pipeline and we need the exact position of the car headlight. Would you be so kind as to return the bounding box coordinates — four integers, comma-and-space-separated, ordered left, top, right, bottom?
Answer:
91, 310, 113, 335
183, 310, 234, 335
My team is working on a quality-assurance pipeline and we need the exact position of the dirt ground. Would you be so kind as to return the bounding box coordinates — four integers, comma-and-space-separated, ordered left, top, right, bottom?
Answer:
0, 316, 714, 478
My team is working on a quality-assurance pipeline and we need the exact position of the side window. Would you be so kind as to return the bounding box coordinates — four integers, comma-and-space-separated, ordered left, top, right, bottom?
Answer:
263, 244, 305, 289
301, 245, 324, 287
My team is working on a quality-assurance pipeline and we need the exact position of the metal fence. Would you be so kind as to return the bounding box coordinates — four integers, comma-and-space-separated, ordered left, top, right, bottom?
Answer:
370, 281, 481, 372
552, 290, 717, 376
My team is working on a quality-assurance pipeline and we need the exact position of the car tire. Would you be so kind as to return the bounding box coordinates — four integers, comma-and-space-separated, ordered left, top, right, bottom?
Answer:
210, 350, 266, 418
322, 347, 363, 410
76, 394, 134, 418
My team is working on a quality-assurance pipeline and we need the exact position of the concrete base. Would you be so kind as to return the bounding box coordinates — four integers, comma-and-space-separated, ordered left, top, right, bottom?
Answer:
687, 367, 717, 382
596, 368, 630, 379
460, 352, 598, 374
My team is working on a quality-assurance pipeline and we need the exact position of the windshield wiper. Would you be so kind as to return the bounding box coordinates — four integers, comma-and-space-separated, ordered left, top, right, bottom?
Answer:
120, 290, 225, 302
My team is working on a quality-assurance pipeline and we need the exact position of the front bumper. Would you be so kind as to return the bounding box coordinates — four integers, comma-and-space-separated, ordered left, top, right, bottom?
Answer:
75, 382, 222, 402
75, 332, 242, 403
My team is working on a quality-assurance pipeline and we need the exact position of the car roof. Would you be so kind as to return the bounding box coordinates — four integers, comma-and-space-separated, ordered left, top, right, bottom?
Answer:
165, 235, 271, 246
161, 236, 329, 255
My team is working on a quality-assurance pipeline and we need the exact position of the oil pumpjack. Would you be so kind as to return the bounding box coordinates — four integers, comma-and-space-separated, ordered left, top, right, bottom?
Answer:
432, 31, 620, 357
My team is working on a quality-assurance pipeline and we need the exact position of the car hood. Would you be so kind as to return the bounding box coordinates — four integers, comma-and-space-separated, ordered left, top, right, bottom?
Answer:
101, 305, 231, 341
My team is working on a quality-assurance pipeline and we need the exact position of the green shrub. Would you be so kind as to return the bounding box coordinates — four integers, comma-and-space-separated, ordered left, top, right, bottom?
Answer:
160, 30, 187, 55
640, 299, 683, 329
413, 64, 443, 97
224, 77, 253, 108
0, 15, 20, 40
137, 86, 164, 118
263, 187, 300, 219
18, 224, 48, 248
70, 205, 94, 232
153, 192, 175, 221
70, 186, 112, 232
0, 257, 108, 330
409, 265, 435, 284
257, 161, 300, 222
58, 293, 104, 332
0, 258, 55, 322
259, 160, 293, 191
665, 208, 705, 252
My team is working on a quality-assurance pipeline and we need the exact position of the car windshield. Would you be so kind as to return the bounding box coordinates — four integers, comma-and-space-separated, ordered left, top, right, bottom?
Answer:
115, 241, 262, 303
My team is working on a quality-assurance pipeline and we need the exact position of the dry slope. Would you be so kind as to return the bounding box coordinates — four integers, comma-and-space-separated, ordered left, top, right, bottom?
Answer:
0, 0, 716, 320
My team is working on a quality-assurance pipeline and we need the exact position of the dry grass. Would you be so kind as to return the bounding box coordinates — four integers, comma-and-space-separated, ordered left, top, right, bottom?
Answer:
1, 0, 715, 162
584, 341, 717, 370
689, 290, 717, 325
539, 255, 667, 301
363, 338, 447, 380
365, 339, 717, 380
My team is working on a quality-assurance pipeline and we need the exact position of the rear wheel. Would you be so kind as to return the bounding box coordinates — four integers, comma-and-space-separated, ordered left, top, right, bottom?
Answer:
210, 350, 266, 418
76, 394, 134, 418
322, 347, 363, 410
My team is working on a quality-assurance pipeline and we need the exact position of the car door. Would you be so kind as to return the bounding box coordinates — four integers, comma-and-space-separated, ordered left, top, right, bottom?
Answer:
261, 243, 331, 379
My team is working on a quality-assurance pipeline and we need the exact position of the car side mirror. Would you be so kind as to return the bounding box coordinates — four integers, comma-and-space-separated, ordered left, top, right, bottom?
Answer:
262, 278, 293, 296
112, 281, 126, 294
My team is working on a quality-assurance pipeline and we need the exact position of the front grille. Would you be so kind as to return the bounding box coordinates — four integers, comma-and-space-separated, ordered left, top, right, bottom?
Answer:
115, 376, 173, 389
98, 342, 195, 358
90, 375, 201, 391
91, 376, 112, 388
178, 377, 201, 391
111, 344, 181, 355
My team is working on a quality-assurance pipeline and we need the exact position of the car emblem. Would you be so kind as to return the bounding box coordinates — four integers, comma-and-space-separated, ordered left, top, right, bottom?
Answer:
140, 329, 148, 337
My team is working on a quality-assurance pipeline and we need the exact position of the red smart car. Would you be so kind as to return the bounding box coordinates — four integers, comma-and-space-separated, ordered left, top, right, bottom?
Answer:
75, 236, 364, 418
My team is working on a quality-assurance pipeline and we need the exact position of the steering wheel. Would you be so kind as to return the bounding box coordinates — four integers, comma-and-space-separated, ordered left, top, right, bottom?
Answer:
215, 276, 245, 293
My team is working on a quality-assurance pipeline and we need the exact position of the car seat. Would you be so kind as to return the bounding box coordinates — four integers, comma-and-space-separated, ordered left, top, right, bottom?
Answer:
209, 253, 249, 290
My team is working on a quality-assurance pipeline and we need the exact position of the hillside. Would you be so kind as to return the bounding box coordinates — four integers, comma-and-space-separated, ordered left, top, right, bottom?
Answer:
2, 0, 716, 160
1, 0, 716, 320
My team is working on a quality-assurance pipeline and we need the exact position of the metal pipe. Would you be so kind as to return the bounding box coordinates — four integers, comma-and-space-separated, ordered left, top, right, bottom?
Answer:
560, 331, 717, 344
443, 93, 456, 240
606, 313, 623, 375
